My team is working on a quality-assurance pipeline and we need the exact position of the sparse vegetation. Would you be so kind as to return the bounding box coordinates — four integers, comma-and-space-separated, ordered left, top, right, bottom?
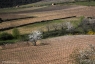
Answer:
12, 28, 20, 39
73, 1, 95, 6
70, 44, 95, 64
0, 32, 13, 40
0, 16, 95, 45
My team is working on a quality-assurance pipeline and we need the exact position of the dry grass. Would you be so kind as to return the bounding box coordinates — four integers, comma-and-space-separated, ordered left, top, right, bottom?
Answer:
4, 17, 79, 34
0, 35, 95, 64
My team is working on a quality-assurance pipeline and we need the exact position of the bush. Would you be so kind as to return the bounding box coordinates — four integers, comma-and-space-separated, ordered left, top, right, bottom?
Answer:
12, 28, 20, 39
0, 32, 13, 40
20, 34, 29, 41
70, 44, 95, 64
42, 30, 66, 39
87, 30, 95, 35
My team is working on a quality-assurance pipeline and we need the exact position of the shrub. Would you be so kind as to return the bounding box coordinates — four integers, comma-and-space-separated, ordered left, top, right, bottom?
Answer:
20, 34, 29, 41
12, 28, 20, 39
87, 30, 95, 35
0, 32, 13, 40
70, 44, 95, 64
80, 16, 85, 22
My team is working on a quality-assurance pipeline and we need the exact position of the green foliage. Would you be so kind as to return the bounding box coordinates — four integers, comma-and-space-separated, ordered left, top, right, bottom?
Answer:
43, 30, 67, 39
80, 16, 85, 22
0, 40, 16, 45
20, 34, 29, 41
0, 32, 13, 40
12, 28, 20, 39
73, 1, 95, 6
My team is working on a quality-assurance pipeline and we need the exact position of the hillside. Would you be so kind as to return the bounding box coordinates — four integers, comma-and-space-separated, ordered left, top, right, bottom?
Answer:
0, 0, 76, 8
0, 35, 95, 64
0, 0, 42, 8
42, 0, 74, 2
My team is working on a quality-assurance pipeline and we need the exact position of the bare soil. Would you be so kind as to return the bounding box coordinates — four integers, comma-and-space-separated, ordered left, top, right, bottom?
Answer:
1, 5, 95, 30
0, 35, 95, 64
0, 5, 77, 19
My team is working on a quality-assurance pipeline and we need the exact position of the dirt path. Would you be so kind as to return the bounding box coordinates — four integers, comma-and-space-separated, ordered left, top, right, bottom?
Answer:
0, 35, 95, 64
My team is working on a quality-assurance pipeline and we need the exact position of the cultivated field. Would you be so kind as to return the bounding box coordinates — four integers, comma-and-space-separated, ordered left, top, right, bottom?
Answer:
0, 5, 95, 31
0, 35, 95, 64
0, 1, 95, 64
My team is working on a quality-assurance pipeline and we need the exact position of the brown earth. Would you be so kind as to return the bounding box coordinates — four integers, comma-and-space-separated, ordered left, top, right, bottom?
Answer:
0, 35, 95, 64
0, 5, 95, 30
0, 5, 78, 19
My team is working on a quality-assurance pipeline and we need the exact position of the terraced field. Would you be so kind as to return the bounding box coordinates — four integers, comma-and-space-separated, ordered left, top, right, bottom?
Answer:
0, 5, 95, 31
0, 35, 95, 64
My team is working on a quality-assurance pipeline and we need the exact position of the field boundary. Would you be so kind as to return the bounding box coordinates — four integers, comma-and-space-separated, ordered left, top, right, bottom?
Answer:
0, 6, 95, 31
0, 16, 76, 31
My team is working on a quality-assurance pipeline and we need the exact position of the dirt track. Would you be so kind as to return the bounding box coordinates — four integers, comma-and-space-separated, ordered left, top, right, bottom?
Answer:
0, 35, 95, 64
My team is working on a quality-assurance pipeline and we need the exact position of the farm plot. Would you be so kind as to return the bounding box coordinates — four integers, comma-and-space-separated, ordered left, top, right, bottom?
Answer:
0, 35, 95, 64
0, 6, 93, 31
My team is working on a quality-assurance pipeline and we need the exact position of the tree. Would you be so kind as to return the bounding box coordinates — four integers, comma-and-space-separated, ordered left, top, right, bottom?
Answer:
12, 28, 20, 39
52, 24, 58, 31
80, 18, 90, 34
46, 25, 50, 32
28, 30, 42, 46
65, 22, 74, 32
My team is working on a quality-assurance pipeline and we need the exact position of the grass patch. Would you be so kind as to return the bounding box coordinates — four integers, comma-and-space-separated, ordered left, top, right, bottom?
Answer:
0, 6, 45, 14
73, 1, 95, 6
25, 17, 79, 28
3, 17, 80, 34
24, 19, 63, 28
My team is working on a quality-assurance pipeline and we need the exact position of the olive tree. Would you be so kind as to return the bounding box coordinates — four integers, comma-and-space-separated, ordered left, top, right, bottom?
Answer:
66, 22, 74, 33
28, 30, 42, 46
